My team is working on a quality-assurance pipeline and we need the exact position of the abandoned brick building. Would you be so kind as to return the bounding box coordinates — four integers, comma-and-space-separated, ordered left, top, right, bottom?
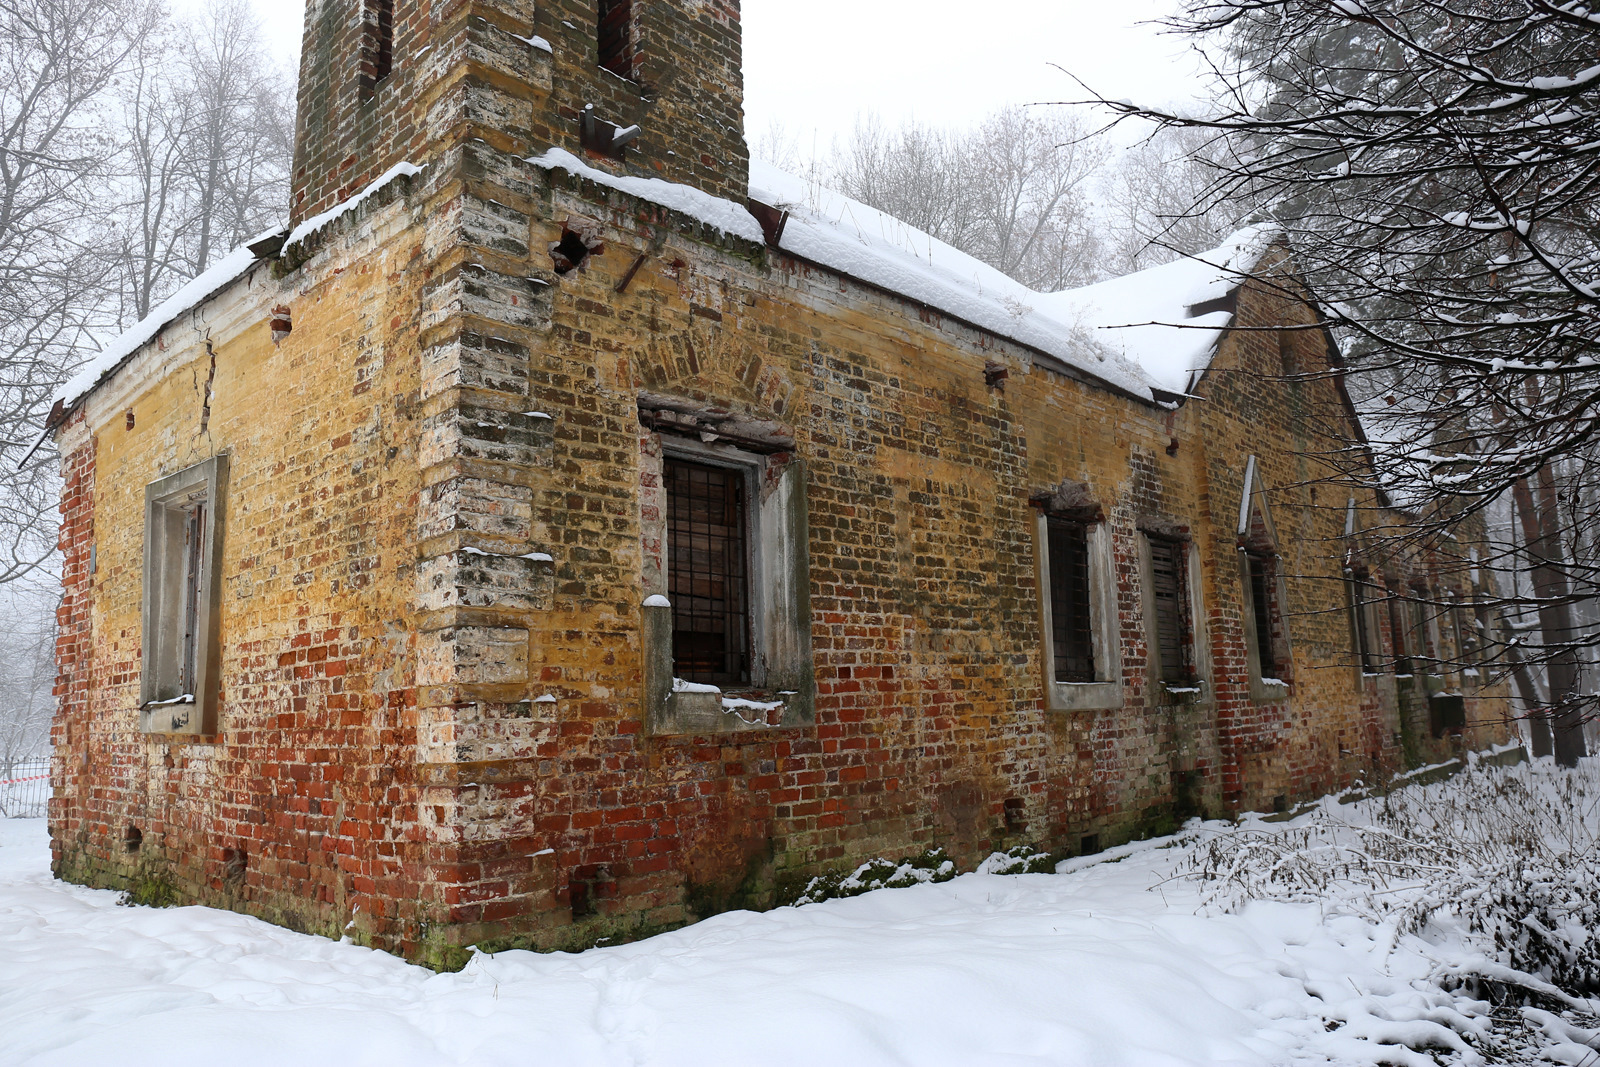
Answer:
47, 0, 1510, 965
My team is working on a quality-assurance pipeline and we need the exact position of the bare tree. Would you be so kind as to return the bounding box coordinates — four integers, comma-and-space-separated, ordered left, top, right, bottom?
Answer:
0, 0, 159, 584
1099, 126, 1242, 274
111, 0, 293, 317
1081, 0, 1600, 765
828, 107, 1109, 291
0, 579, 57, 773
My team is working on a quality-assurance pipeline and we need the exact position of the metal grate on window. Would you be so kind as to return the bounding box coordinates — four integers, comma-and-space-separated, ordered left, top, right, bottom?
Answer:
666, 458, 750, 686
1149, 537, 1192, 683
1247, 552, 1279, 678
1047, 519, 1094, 682
598, 0, 633, 78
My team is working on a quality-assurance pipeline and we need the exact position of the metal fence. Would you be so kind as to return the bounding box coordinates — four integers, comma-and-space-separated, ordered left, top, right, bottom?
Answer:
0, 758, 49, 819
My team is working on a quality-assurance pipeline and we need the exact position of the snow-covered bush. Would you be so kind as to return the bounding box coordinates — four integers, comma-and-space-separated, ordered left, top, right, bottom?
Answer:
1183, 757, 1600, 997
793, 848, 956, 906
976, 845, 1055, 876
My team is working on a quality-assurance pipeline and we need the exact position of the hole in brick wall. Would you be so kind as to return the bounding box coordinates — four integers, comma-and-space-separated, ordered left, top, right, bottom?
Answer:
551, 231, 591, 275
223, 847, 248, 885
124, 826, 143, 853
568, 863, 615, 919
1272, 794, 1289, 814
125, 410, 135, 431
1002, 797, 1027, 832
1079, 833, 1100, 856
597, 0, 634, 78
549, 219, 605, 276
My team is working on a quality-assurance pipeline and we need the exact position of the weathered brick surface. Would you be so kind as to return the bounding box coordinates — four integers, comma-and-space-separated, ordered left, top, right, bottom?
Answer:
53, 3, 1512, 968
292, 0, 748, 225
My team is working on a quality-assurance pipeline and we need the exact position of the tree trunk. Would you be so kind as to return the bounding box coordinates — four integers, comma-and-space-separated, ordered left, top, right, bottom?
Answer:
1511, 470, 1588, 766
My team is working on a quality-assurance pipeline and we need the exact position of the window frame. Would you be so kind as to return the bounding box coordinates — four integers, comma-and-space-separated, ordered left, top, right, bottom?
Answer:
1235, 456, 1290, 702
663, 453, 756, 689
1138, 531, 1209, 701
360, 0, 395, 99
1034, 511, 1120, 711
1346, 568, 1380, 676
640, 432, 814, 735
140, 454, 228, 736
597, 0, 636, 80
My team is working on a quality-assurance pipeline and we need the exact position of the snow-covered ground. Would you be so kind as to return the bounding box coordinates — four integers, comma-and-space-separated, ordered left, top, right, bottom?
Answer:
3, 760, 1597, 1067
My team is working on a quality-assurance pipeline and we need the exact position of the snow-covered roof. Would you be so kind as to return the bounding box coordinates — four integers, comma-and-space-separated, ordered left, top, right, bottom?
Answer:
530, 148, 766, 244
50, 165, 429, 417
50, 240, 270, 414
1038, 227, 1277, 395
54, 148, 1274, 424
750, 161, 1162, 399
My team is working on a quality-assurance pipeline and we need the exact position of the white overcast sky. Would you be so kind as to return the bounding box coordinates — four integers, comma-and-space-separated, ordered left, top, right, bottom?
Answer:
244, 0, 1205, 155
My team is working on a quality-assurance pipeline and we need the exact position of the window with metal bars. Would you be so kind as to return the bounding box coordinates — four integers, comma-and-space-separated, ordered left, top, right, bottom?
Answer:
1047, 519, 1094, 683
1246, 551, 1280, 678
665, 457, 750, 686
598, 0, 634, 79
1148, 537, 1193, 683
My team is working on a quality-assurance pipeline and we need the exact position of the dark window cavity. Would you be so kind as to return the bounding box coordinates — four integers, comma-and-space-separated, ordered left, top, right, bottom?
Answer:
1047, 519, 1094, 683
1351, 573, 1376, 673
598, 0, 634, 79
361, 0, 395, 97
1148, 537, 1192, 684
180, 501, 209, 694
666, 457, 750, 686
1388, 595, 1412, 675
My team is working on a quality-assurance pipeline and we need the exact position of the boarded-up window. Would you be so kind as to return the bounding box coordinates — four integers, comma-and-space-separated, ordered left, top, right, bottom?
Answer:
1149, 537, 1192, 683
1047, 519, 1093, 682
1247, 552, 1280, 678
666, 458, 749, 686
598, 0, 634, 78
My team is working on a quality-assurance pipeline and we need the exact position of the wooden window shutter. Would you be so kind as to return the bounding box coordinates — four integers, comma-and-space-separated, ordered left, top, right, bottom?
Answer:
1149, 538, 1190, 683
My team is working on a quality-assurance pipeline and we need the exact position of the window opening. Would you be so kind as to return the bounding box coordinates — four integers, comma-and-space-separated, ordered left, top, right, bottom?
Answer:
1351, 573, 1376, 672
666, 457, 750, 686
1047, 519, 1093, 683
1389, 594, 1412, 674
1149, 537, 1192, 683
361, 0, 395, 96
1473, 601, 1494, 667
1247, 551, 1279, 678
598, 0, 634, 78
181, 501, 207, 695
1450, 599, 1475, 671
